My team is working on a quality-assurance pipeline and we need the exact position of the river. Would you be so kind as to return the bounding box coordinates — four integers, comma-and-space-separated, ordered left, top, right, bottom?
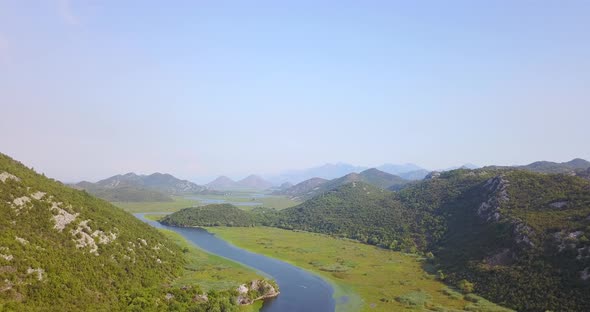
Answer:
135, 213, 336, 312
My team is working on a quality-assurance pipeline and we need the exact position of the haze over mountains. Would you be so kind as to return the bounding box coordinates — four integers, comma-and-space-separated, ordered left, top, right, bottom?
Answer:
73, 172, 214, 202
206, 175, 273, 191
74, 159, 590, 199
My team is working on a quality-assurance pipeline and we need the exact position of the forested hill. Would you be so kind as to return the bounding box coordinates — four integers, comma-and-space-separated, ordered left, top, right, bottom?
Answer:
0, 153, 188, 310
161, 204, 257, 227
276, 168, 408, 200
280, 169, 590, 311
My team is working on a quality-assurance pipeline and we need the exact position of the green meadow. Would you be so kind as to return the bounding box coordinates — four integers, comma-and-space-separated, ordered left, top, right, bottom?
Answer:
207, 227, 512, 312
113, 196, 198, 213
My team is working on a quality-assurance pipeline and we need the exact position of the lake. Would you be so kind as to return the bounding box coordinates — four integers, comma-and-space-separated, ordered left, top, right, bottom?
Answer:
135, 213, 336, 312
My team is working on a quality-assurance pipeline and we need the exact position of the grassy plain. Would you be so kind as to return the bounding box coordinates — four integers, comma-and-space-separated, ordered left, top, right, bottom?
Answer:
207, 227, 512, 312
113, 196, 198, 213
158, 228, 264, 311
113, 194, 300, 213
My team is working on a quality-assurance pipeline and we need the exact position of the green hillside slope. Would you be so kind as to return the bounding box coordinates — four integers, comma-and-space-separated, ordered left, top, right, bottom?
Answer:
0, 153, 262, 311
0, 153, 188, 310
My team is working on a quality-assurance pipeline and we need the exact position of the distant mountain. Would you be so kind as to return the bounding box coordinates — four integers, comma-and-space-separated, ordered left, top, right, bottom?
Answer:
206, 176, 238, 190
272, 177, 328, 199
236, 175, 273, 190
377, 163, 423, 174
277, 168, 407, 200
486, 158, 590, 175
397, 169, 430, 180
517, 158, 590, 174
0, 153, 185, 310
74, 172, 210, 202
266, 163, 368, 185
206, 175, 273, 191
94, 172, 206, 194
319, 168, 407, 193
376, 164, 431, 180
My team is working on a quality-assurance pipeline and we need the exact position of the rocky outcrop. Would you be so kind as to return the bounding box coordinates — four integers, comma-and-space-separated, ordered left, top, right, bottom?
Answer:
477, 176, 509, 222
549, 201, 568, 209
0, 172, 20, 183
236, 279, 279, 305
484, 248, 515, 267
425, 171, 441, 180
580, 268, 590, 281
512, 220, 535, 248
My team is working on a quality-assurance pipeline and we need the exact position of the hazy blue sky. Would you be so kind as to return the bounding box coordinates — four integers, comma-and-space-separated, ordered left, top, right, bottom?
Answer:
1, 1, 589, 182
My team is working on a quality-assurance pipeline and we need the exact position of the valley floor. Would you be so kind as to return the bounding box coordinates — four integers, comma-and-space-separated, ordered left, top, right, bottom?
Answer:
207, 227, 512, 312
114, 194, 300, 213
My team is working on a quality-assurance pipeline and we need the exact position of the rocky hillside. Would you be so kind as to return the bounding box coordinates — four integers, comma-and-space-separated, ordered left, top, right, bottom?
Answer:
0, 153, 185, 310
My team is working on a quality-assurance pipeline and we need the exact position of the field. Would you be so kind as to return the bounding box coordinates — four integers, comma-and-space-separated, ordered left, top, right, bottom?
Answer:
207, 227, 512, 312
112, 196, 198, 213
113, 194, 299, 213
158, 228, 264, 311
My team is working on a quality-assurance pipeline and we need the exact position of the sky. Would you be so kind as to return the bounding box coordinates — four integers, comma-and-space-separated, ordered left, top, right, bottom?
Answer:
1, 1, 589, 183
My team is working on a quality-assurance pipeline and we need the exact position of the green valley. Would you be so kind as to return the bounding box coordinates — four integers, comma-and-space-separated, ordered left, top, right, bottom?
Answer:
162, 167, 590, 311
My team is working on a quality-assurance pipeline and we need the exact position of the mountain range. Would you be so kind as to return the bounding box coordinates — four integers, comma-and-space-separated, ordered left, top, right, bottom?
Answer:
265, 162, 483, 184
495, 158, 590, 174
73, 172, 214, 202
206, 175, 273, 191
273, 168, 408, 200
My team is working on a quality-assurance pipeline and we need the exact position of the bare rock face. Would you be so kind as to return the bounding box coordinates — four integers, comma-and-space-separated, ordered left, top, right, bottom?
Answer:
512, 221, 535, 248
425, 171, 441, 180
236, 279, 280, 305
580, 267, 590, 281
549, 201, 569, 209
477, 176, 509, 222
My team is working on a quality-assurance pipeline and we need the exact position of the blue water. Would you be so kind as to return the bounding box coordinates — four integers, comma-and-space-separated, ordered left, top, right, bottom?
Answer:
135, 213, 336, 312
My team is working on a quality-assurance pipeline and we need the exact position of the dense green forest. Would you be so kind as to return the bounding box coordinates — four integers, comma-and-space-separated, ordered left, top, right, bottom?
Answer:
164, 168, 590, 311
161, 204, 258, 227
0, 153, 254, 311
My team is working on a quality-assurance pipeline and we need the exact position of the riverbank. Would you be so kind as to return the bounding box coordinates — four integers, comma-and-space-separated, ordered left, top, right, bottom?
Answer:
207, 226, 511, 312
137, 213, 337, 312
